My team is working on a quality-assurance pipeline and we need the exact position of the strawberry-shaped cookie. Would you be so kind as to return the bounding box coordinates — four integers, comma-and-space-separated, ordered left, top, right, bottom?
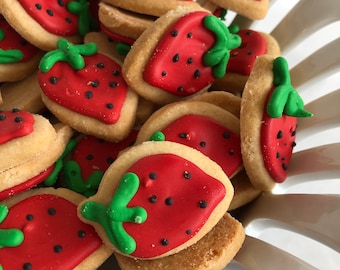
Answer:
0, 0, 98, 51
135, 100, 242, 178
212, 27, 280, 94
79, 141, 233, 259
63, 130, 138, 196
0, 188, 112, 269
0, 15, 43, 82
38, 39, 138, 142
122, 6, 241, 105
241, 56, 312, 191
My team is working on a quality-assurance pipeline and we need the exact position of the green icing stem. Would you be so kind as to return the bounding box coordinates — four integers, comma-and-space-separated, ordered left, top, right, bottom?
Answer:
81, 172, 147, 254
0, 48, 24, 64
0, 204, 24, 249
267, 57, 313, 118
202, 15, 241, 79
63, 160, 102, 197
67, 0, 98, 36
39, 39, 98, 72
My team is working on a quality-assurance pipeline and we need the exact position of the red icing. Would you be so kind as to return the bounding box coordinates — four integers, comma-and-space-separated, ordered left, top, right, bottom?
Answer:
0, 194, 102, 269
0, 16, 39, 62
124, 154, 226, 258
161, 114, 242, 177
260, 88, 297, 183
0, 109, 35, 144
18, 0, 79, 36
143, 11, 215, 96
100, 23, 135, 45
73, 130, 138, 179
38, 53, 127, 124
0, 165, 54, 201
227, 29, 267, 75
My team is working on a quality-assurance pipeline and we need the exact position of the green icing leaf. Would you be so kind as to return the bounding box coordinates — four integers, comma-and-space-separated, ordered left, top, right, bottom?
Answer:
0, 204, 24, 249
202, 15, 241, 79
267, 57, 313, 118
39, 39, 98, 72
0, 49, 24, 64
81, 172, 147, 254
149, 131, 165, 142
115, 42, 131, 56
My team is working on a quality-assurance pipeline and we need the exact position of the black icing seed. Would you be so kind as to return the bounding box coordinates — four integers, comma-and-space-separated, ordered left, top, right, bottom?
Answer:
14, 116, 23, 123
107, 157, 115, 164
112, 70, 120, 76
12, 108, 20, 113
247, 50, 253, 55
187, 32, 193, 38
228, 149, 234, 156
291, 130, 296, 136
165, 197, 173, 206
90, 80, 99, 87
171, 29, 178, 37
106, 103, 114, 109
187, 57, 193, 64
0, 114, 6, 120
35, 3, 42, 10
276, 152, 280, 158
194, 69, 200, 78
149, 172, 157, 180
20, 39, 28, 47
223, 132, 230, 139
177, 86, 184, 92
183, 171, 191, 179
49, 76, 58, 84
86, 154, 93, 160
282, 163, 288, 171
246, 30, 253, 35
292, 141, 297, 147
149, 195, 157, 203
23, 262, 32, 270
109, 81, 119, 88
161, 71, 167, 77
97, 62, 104, 69
26, 214, 34, 221
199, 141, 206, 147
186, 229, 192, 235
46, 9, 54, 16
54, 245, 63, 253
85, 90, 93, 99
161, 238, 169, 246
179, 133, 187, 139
58, 0, 65, 6
199, 200, 207, 209
172, 53, 180, 62
277, 130, 283, 139
48, 208, 56, 215
78, 230, 86, 238
65, 17, 72, 24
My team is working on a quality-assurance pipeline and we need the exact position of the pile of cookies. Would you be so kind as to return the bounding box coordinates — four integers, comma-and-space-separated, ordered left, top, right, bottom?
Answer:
0, 1, 312, 269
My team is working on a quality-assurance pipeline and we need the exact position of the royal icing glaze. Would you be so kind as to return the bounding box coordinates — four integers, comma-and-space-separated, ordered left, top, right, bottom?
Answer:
143, 11, 241, 96
0, 109, 35, 145
0, 16, 38, 63
0, 194, 102, 269
154, 114, 242, 177
38, 39, 128, 124
81, 154, 226, 258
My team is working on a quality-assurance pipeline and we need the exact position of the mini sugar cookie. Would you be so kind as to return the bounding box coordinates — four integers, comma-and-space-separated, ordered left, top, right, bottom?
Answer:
0, 15, 43, 82
0, 188, 112, 269
0, 71, 45, 113
38, 39, 138, 142
0, 109, 73, 198
135, 100, 242, 178
114, 212, 245, 270
240, 55, 312, 191
211, 28, 281, 94
79, 141, 234, 259
0, 0, 98, 51
122, 6, 241, 105
202, 0, 269, 20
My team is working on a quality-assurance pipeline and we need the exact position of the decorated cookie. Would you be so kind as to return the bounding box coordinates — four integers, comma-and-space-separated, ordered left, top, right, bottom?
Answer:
0, 15, 43, 82
202, 0, 269, 20
211, 28, 281, 94
38, 39, 138, 142
135, 100, 242, 178
79, 141, 233, 259
122, 6, 241, 105
114, 212, 245, 270
0, 108, 74, 198
0, 188, 112, 269
0, 0, 98, 51
240, 55, 312, 191
63, 130, 138, 197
